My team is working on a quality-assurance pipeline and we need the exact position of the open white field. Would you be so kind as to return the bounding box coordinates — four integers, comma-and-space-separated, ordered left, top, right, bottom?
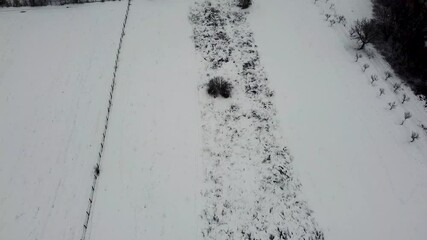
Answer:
0, 2, 126, 240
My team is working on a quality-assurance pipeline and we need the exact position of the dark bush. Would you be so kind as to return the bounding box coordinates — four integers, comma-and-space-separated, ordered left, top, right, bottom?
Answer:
237, 0, 251, 9
207, 77, 232, 98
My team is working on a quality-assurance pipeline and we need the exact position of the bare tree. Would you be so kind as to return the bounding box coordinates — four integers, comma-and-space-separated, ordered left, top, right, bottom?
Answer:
401, 94, 410, 104
384, 71, 392, 81
371, 75, 378, 85
379, 88, 385, 96
362, 64, 370, 72
401, 111, 412, 125
355, 53, 362, 62
393, 83, 401, 93
388, 101, 396, 110
410, 132, 419, 142
350, 18, 378, 50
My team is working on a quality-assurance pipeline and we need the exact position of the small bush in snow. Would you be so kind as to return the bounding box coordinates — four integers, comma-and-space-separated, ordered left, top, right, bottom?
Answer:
410, 132, 419, 142
401, 94, 410, 104
237, 0, 252, 9
384, 71, 392, 81
207, 77, 232, 98
362, 64, 370, 72
329, 19, 336, 27
329, 3, 335, 10
371, 75, 378, 85
379, 88, 385, 96
350, 18, 378, 50
400, 111, 412, 125
388, 101, 396, 110
325, 14, 331, 21
393, 83, 401, 93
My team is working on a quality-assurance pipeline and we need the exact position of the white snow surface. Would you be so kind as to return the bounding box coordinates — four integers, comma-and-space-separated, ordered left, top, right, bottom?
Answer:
87, 0, 203, 240
1, 0, 427, 240
0, 2, 127, 240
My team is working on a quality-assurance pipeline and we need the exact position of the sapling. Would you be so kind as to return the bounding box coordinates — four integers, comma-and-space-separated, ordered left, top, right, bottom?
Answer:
400, 111, 412, 125
401, 94, 410, 104
388, 101, 396, 110
384, 71, 392, 80
366, 50, 375, 59
379, 88, 385, 96
410, 132, 419, 142
355, 53, 362, 62
393, 83, 401, 93
325, 14, 331, 21
329, 19, 336, 27
362, 64, 369, 72
329, 3, 335, 9
337, 15, 346, 26
370, 75, 378, 85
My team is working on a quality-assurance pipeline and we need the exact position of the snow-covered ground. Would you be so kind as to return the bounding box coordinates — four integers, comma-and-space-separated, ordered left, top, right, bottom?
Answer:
87, 1, 203, 239
0, 2, 127, 240
1, 0, 427, 240
249, 0, 427, 239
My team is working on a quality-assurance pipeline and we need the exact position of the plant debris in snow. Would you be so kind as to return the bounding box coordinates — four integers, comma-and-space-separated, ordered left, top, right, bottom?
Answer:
190, 1, 324, 239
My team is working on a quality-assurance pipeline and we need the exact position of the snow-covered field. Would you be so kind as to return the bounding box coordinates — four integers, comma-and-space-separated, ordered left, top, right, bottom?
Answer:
250, 0, 427, 239
1, 0, 427, 240
0, 2, 126, 240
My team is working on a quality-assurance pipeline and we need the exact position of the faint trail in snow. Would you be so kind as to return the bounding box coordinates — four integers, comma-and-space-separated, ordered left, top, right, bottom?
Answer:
190, 1, 324, 239
80, 1, 132, 240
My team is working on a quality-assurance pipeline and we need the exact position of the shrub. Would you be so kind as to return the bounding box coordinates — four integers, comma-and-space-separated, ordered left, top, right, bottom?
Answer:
207, 77, 232, 98
237, 0, 251, 9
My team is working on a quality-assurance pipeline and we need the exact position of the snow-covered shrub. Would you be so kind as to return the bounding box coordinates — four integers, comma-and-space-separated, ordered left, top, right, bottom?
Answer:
237, 0, 251, 9
207, 77, 232, 98
379, 88, 385, 96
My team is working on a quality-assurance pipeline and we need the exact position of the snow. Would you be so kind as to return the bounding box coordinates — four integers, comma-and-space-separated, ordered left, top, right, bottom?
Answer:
249, 0, 427, 239
1, 0, 427, 239
87, 1, 203, 239
0, 2, 127, 240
